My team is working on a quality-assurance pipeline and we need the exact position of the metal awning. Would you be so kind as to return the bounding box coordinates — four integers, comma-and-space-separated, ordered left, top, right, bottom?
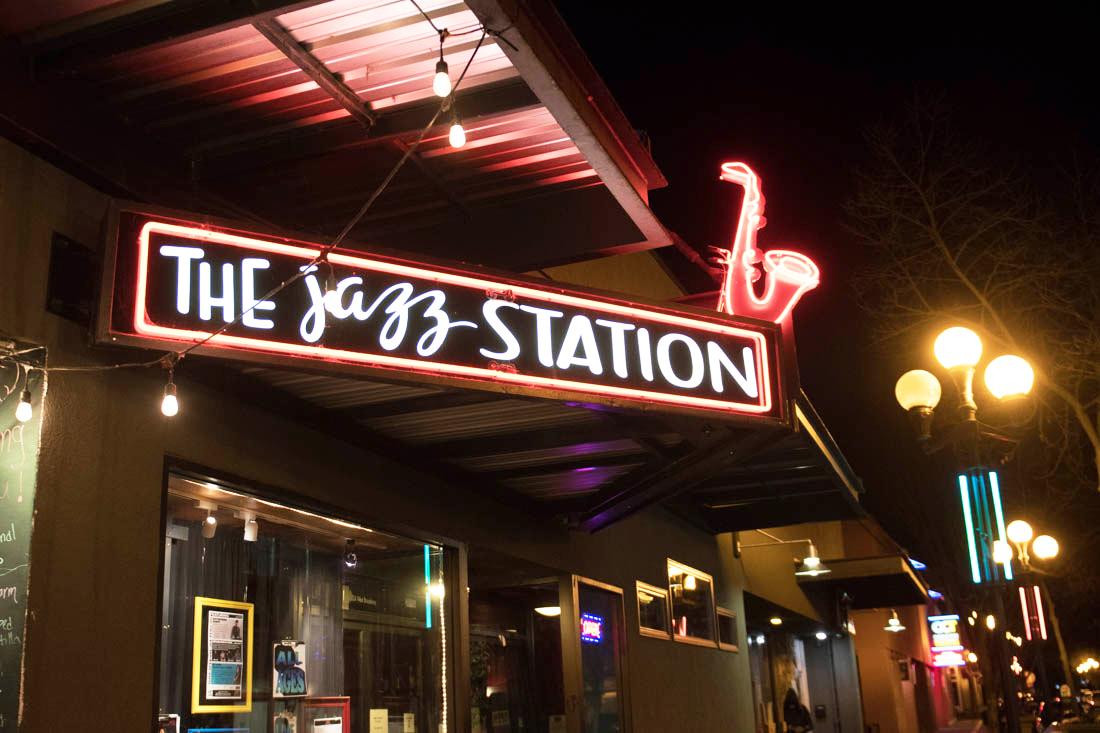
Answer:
797, 554, 929, 609
1, 0, 670, 270
182, 357, 864, 533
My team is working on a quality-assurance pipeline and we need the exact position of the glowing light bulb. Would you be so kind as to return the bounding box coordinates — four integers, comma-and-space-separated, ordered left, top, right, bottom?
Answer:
1007, 520, 1034, 545
1031, 535, 1059, 560
934, 326, 983, 370
993, 540, 1014, 565
684, 574, 697, 591
985, 614, 996, 631
769, 616, 783, 626
15, 389, 33, 423
449, 121, 466, 148
534, 606, 561, 617
433, 59, 451, 97
815, 631, 828, 641
161, 382, 179, 417
202, 513, 217, 539
984, 354, 1035, 399
895, 369, 942, 411
967, 652, 978, 663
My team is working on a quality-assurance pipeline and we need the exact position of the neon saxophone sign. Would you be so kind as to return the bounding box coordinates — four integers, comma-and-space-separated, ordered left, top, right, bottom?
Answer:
103, 210, 784, 420
714, 162, 820, 323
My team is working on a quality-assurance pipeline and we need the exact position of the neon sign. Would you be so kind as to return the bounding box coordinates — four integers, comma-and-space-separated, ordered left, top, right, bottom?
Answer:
958, 468, 1013, 584
928, 614, 966, 667
1020, 585, 1048, 641
715, 162, 820, 323
100, 209, 784, 421
580, 613, 604, 644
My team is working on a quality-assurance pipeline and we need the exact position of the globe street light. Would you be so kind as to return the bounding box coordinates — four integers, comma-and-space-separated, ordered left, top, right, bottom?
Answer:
893, 325, 1037, 733
894, 325, 1034, 446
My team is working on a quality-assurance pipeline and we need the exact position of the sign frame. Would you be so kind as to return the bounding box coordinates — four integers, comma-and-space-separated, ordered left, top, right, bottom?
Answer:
97, 202, 790, 426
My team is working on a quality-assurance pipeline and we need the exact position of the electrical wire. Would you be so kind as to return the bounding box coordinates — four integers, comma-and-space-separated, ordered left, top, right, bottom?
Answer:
3, 9, 496, 387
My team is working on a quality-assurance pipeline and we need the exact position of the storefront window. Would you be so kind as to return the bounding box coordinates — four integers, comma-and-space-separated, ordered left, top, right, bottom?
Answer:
635, 581, 670, 638
667, 560, 716, 644
158, 475, 448, 733
716, 607, 739, 651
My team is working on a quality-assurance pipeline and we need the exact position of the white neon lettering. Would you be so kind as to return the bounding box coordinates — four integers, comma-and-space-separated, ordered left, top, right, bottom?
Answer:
299, 272, 474, 353
240, 258, 275, 329
656, 333, 704, 389
637, 328, 654, 382
300, 265, 325, 343
519, 304, 564, 367
706, 342, 758, 397
198, 261, 235, 323
159, 245, 205, 315
556, 315, 603, 375
595, 319, 635, 378
480, 301, 521, 360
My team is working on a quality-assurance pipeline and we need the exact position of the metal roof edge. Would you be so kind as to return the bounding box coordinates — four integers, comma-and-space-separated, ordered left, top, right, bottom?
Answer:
795, 391, 865, 502
465, 0, 672, 250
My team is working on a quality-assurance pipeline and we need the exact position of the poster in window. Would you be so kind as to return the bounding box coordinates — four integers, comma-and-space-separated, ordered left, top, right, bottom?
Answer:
192, 596, 254, 713
274, 706, 299, 733
273, 640, 307, 698
303, 697, 350, 733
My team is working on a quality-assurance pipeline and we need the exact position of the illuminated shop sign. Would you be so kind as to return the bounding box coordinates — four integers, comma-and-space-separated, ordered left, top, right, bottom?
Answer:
928, 614, 966, 668
100, 209, 784, 420
580, 614, 604, 644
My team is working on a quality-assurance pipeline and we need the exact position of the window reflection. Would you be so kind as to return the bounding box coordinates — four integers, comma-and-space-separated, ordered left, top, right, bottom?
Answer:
667, 560, 716, 643
158, 476, 447, 733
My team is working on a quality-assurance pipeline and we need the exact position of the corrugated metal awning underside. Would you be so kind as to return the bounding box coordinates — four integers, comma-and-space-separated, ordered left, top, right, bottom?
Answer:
6, 0, 663, 269
189, 360, 863, 532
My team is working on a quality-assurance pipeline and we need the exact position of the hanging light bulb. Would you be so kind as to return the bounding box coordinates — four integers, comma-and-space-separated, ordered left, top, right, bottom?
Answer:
344, 539, 358, 568
161, 371, 179, 417
202, 512, 218, 539
433, 59, 452, 98
322, 260, 340, 315
243, 516, 259, 542
15, 388, 33, 423
449, 116, 466, 148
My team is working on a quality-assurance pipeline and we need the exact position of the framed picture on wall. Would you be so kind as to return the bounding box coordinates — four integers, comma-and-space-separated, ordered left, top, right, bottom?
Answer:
192, 596, 255, 714
303, 696, 350, 733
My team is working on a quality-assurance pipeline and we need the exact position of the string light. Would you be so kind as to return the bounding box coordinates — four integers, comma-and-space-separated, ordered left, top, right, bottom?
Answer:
161, 370, 179, 417
448, 115, 466, 148
0, 7, 504, 419
15, 388, 33, 423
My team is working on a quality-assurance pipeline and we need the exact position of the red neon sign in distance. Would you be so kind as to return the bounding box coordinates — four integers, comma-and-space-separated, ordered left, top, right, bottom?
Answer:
129, 219, 776, 417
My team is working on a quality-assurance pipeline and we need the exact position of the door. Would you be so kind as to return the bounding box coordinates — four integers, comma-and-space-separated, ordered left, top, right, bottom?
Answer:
572, 577, 629, 733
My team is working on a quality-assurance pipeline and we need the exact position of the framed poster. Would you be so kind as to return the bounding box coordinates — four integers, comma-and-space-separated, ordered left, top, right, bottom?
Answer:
303, 697, 350, 733
192, 596, 254, 714
273, 640, 307, 697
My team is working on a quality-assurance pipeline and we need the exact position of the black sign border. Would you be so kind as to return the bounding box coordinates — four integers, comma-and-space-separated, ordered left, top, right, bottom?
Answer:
96, 202, 790, 427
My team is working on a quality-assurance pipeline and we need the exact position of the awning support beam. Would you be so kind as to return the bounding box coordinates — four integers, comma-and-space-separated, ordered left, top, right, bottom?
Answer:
252, 17, 377, 128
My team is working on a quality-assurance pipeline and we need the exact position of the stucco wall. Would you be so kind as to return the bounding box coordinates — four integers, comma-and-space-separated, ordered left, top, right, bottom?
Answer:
0, 137, 754, 732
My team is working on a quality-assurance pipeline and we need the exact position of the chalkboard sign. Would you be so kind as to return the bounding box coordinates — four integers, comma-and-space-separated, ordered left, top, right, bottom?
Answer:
0, 346, 45, 732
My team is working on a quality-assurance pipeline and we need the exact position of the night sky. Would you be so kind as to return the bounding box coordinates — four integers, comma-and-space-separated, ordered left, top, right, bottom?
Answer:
556, 4, 1100, 654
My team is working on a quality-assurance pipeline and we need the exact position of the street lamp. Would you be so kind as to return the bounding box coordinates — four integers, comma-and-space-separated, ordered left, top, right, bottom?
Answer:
1000, 520, 1060, 571
894, 325, 1036, 733
896, 326, 1034, 444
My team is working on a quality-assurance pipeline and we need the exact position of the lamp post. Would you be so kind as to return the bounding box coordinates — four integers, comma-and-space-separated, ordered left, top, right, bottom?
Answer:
895, 325, 1036, 733
997, 520, 1074, 695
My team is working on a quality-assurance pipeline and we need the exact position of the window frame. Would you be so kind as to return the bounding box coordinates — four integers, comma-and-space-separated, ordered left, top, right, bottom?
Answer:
635, 581, 672, 639
716, 606, 740, 652
666, 558, 718, 648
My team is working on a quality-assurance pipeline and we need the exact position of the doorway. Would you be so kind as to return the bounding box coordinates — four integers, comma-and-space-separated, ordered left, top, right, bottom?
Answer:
467, 549, 567, 733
